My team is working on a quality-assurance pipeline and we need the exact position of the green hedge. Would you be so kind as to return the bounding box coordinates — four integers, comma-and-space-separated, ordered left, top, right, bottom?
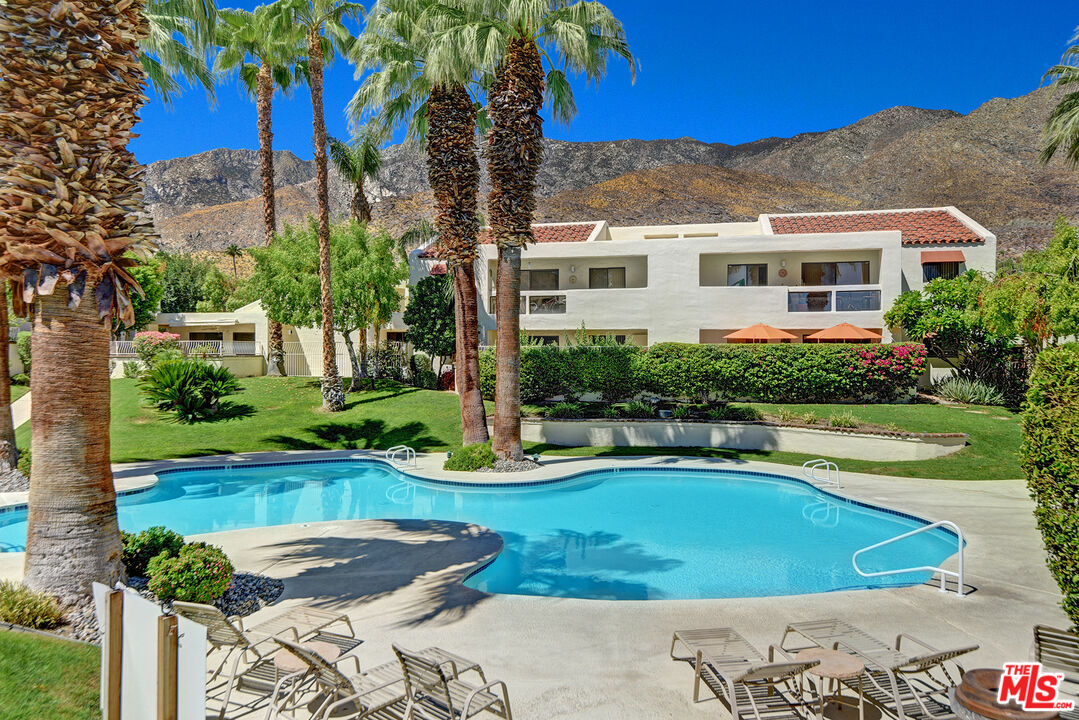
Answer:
1022, 343, 1079, 629
479, 342, 926, 404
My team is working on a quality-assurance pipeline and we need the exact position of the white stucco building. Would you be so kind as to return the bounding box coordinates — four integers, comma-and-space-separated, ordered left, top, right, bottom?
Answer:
415, 206, 997, 346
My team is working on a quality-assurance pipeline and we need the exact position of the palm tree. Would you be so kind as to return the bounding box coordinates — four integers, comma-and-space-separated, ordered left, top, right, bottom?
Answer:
1042, 29, 1079, 166
142, 0, 218, 103
0, 289, 18, 482
224, 244, 242, 279
0, 0, 215, 603
215, 3, 306, 375
328, 134, 381, 223
461, 0, 633, 459
279, 0, 362, 411
351, 0, 491, 445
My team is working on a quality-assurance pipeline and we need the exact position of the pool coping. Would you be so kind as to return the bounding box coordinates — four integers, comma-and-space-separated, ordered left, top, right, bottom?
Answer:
0, 449, 958, 544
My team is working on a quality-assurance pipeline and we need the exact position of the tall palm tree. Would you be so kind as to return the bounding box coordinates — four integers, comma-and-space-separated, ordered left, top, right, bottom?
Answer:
351, 0, 491, 445
328, 133, 381, 223
0, 0, 169, 603
1042, 29, 1079, 166
224, 244, 242, 278
461, 0, 633, 459
215, 3, 306, 376
142, 0, 218, 103
279, 0, 362, 411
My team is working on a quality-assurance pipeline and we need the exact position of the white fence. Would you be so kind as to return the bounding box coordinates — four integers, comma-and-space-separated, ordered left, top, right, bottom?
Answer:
282, 341, 410, 378
110, 340, 263, 357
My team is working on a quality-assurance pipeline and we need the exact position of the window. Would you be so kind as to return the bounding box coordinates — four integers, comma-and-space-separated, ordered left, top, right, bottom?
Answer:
528, 296, 566, 314
589, 267, 626, 289
835, 290, 881, 311
233, 332, 255, 342
522, 269, 558, 291
189, 332, 223, 341
788, 291, 832, 312
529, 335, 560, 346
385, 331, 407, 343
727, 263, 768, 287
923, 261, 960, 282
801, 261, 869, 286
588, 334, 628, 345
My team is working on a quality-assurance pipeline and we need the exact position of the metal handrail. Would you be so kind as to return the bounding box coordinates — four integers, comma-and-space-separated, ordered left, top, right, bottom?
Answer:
802, 459, 840, 487
384, 445, 416, 468
852, 520, 966, 597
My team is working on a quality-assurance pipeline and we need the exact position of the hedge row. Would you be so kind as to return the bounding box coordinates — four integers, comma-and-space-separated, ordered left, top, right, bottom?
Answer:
1021, 343, 1079, 629
478, 342, 927, 404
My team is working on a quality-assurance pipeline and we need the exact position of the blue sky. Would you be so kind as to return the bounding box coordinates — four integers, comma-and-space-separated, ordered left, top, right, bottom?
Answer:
132, 0, 1079, 164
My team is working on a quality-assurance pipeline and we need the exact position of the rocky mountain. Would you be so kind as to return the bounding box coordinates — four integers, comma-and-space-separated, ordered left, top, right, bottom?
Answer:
147, 87, 1078, 257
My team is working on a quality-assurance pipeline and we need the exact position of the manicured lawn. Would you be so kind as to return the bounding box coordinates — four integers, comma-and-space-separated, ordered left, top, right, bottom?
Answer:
14, 378, 1020, 479
532, 401, 1021, 481
0, 630, 100, 720
10, 384, 28, 402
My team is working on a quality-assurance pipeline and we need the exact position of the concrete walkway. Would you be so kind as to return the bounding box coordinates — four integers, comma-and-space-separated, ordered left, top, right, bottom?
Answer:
10, 392, 28, 428
0, 451, 1063, 718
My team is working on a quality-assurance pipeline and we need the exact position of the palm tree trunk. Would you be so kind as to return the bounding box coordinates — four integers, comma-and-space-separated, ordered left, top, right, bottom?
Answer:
455, 263, 488, 445
343, 331, 362, 392
351, 180, 371, 224
308, 29, 344, 411
257, 61, 286, 377
425, 83, 489, 446
486, 38, 545, 460
0, 292, 19, 478
24, 289, 122, 603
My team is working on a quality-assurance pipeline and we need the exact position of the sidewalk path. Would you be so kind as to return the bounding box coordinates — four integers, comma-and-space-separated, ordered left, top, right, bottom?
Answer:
11, 392, 29, 428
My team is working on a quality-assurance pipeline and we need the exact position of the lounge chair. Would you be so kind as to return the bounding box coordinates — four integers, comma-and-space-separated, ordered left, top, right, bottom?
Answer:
670, 627, 820, 719
781, 619, 977, 720
171, 601, 359, 719
1033, 625, 1079, 720
393, 643, 513, 720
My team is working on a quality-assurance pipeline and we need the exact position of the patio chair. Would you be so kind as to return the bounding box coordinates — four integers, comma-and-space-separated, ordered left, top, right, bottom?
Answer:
670, 627, 820, 719
171, 601, 359, 719
1033, 625, 1079, 720
781, 618, 978, 720
393, 643, 513, 720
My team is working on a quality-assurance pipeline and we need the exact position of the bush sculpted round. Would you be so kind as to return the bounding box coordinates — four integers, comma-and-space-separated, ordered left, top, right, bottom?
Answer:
147, 543, 234, 603
122, 526, 186, 577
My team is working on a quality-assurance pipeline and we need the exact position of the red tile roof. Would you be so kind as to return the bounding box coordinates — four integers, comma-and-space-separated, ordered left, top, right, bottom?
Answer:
419, 223, 599, 258
767, 210, 983, 246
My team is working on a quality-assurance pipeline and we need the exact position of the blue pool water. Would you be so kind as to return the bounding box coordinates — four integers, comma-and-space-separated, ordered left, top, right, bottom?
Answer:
0, 461, 958, 600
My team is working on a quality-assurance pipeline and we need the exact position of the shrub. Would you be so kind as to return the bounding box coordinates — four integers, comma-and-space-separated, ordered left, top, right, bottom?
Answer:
438, 368, 455, 391
0, 580, 62, 629
15, 332, 31, 374
147, 543, 234, 603
16, 447, 29, 476
565, 344, 642, 402
122, 361, 142, 379
122, 526, 185, 577
801, 411, 820, 425
623, 400, 655, 418
777, 408, 800, 423
139, 359, 240, 423
601, 405, 621, 419
672, 405, 693, 420
10, 373, 28, 387
1022, 344, 1079, 629
444, 442, 496, 472
546, 402, 582, 419
934, 376, 1006, 406
705, 404, 764, 422
133, 331, 181, 368
828, 410, 859, 428
409, 352, 438, 389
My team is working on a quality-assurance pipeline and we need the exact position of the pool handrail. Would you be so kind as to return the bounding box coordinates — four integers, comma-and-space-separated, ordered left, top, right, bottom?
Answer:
852, 520, 965, 597
384, 445, 417, 468
801, 459, 840, 488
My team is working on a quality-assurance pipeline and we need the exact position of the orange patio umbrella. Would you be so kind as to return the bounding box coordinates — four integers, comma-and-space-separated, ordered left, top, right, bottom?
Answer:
804, 323, 882, 343
724, 323, 798, 343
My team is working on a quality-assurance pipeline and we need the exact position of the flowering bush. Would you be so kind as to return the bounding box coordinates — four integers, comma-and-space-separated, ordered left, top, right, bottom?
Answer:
147, 542, 233, 603
133, 331, 181, 368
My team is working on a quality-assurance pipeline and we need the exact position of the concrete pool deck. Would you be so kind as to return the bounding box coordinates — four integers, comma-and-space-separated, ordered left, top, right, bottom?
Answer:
0, 451, 1067, 719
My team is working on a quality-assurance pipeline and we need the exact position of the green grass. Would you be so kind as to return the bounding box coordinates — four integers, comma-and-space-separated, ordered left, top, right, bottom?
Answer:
10, 384, 28, 402
0, 630, 100, 720
13, 379, 1020, 479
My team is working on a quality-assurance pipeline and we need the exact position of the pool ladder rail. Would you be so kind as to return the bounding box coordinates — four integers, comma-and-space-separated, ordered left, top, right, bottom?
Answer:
802, 459, 840, 488
384, 445, 417, 468
852, 520, 966, 598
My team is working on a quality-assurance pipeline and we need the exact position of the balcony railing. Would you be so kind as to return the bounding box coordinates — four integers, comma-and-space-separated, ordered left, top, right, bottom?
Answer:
786, 286, 881, 313
110, 340, 263, 357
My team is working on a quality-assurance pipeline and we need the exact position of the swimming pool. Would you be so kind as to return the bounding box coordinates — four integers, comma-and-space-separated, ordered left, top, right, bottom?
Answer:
0, 460, 959, 600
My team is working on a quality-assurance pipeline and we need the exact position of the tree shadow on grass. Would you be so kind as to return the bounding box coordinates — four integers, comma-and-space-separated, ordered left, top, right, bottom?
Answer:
197, 401, 256, 423
264, 419, 442, 452
524, 444, 772, 461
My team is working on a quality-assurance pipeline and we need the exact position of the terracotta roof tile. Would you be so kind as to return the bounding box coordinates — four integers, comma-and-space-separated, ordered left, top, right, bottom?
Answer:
767, 210, 983, 246
419, 222, 599, 258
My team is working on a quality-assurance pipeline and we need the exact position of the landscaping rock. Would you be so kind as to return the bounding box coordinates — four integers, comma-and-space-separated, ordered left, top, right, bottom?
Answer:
478, 458, 543, 473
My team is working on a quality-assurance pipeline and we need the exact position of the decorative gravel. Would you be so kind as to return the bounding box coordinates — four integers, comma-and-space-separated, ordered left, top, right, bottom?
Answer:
60, 571, 284, 644
0, 470, 28, 493
477, 458, 543, 473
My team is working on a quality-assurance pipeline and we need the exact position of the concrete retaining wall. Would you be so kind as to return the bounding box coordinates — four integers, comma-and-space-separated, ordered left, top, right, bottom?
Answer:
519, 418, 967, 461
